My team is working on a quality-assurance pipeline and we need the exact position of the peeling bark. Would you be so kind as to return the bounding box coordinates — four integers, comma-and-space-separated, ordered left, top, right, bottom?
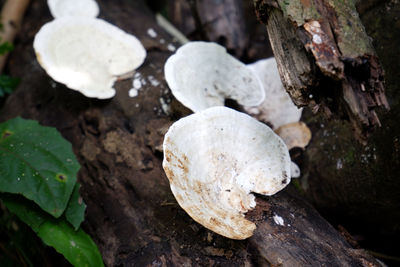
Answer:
299, 1, 400, 261
254, 0, 389, 138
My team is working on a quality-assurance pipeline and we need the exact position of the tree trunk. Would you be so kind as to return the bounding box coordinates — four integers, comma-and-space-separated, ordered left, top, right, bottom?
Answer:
0, 0, 380, 266
166, 0, 274, 61
254, 0, 389, 139
255, 0, 400, 260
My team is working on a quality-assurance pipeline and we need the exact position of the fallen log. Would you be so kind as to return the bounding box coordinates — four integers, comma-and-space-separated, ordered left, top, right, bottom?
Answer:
0, 0, 379, 265
254, 0, 389, 139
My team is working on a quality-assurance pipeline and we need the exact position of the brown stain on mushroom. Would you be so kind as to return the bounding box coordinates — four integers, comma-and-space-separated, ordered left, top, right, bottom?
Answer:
164, 148, 189, 175
165, 150, 172, 162
163, 166, 174, 183
210, 217, 223, 228
176, 157, 188, 173
35, 52, 43, 65
239, 201, 246, 211
194, 181, 203, 193
175, 194, 184, 203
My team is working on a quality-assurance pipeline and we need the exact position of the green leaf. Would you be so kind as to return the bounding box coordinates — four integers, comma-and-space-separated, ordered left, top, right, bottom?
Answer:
0, 41, 14, 55
0, 117, 80, 217
2, 195, 104, 267
37, 220, 104, 267
0, 75, 19, 97
65, 183, 86, 230
1, 193, 46, 232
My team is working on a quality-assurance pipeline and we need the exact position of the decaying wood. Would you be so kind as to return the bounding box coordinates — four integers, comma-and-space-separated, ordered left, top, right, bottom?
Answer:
0, 0, 30, 72
0, 0, 380, 266
166, 0, 247, 57
254, 0, 389, 138
299, 1, 400, 261
166, 0, 273, 60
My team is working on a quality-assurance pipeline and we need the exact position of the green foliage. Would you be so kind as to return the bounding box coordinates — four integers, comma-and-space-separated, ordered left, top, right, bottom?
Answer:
0, 117, 80, 217
0, 118, 103, 266
1, 194, 46, 232
0, 75, 19, 97
65, 184, 87, 230
2, 194, 103, 267
0, 41, 13, 55
0, 32, 18, 97
38, 220, 104, 267
0, 206, 52, 267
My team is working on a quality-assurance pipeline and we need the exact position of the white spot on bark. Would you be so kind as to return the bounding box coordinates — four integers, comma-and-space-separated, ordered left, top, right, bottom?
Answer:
148, 75, 160, 87
273, 214, 284, 226
129, 88, 139, 97
313, 34, 322, 44
336, 158, 343, 170
160, 97, 171, 115
167, 44, 176, 52
147, 28, 157, 38
129, 75, 143, 98
133, 78, 142, 89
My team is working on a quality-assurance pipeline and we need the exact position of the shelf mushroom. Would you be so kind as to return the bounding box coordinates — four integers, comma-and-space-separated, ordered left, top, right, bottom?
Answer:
275, 122, 312, 150
47, 0, 100, 18
33, 17, 146, 99
164, 41, 265, 112
244, 58, 302, 129
290, 161, 301, 178
162, 107, 291, 239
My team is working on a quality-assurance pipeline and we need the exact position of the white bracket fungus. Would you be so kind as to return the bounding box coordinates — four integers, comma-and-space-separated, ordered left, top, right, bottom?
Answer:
48, 0, 100, 18
275, 122, 312, 150
245, 58, 302, 129
34, 17, 146, 99
290, 161, 301, 178
162, 107, 291, 239
164, 42, 265, 112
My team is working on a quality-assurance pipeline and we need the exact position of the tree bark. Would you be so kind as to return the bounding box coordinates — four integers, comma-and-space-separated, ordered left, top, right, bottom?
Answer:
166, 0, 274, 61
254, 0, 389, 138
301, 0, 400, 259
0, 0, 380, 266
254, 0, 400, 260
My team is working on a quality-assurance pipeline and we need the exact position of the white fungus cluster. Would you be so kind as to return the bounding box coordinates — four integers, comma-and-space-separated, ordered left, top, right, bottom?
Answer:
161, 42, 310, 239
34, 0, 146, 99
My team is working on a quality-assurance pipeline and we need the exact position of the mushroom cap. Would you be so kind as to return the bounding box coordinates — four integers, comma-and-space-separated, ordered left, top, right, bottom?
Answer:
245, 58, 302, 129
48, 0, 100, 18
290, 161, 301, 178
34, 17, 146, 99
163, 107, 291, 239
275, 122, 312, 150
164, 41, 265, 112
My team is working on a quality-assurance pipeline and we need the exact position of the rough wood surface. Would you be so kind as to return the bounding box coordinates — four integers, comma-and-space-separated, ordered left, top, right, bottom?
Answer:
0, 0, 380, 266
254, 0, 389, 137
299, 1, 400, 260
166, 0, 247, 56
166, 0, 273, 60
